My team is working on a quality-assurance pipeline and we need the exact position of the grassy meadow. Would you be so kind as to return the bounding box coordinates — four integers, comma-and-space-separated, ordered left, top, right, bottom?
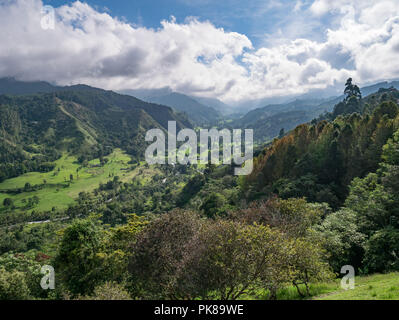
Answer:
0, 149, 154, 213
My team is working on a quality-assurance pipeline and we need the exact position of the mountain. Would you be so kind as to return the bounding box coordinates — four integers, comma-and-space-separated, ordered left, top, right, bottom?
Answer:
0, 80, 191, 182
193, 96, 234, 116
119, 88, 173, 101
233, 80, 399, 143
232, 98, 337, 142
0, 78, 62, 95
360, 80, 399, 97
145, 92, 221, 126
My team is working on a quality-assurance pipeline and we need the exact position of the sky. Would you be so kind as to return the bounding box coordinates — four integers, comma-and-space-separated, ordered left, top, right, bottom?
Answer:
1, 0, 399, 103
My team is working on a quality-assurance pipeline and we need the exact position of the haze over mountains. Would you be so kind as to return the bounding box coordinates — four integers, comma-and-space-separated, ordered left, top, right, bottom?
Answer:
145, 92, 221, 126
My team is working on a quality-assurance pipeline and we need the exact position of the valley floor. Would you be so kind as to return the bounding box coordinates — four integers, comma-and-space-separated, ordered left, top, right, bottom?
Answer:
0, 149, 145, 213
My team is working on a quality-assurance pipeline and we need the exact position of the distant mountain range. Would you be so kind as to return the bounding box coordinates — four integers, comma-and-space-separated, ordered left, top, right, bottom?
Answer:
2, 77, 399, 146
120, 88, 231, 125
231, 80, 399, 142
231, 98, 334, 142
145, 92, 221, 126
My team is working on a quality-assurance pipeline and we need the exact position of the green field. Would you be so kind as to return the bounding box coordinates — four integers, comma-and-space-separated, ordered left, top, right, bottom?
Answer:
314, 273, 399, 300
242, 273, 399, 300
0, 149, 146, 213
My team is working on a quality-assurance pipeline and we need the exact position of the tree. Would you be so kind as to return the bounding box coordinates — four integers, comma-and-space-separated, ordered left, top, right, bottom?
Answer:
290, 238, 334, 297
24, 182, 31, 192
363, 227, 399, 273
54, 218, 105, 296
2, 198, 13, 207
278, 128, 285, 138
128, 210, 203, 299
0, 268, 30, 300
176, 220, 295, 300
344, 78, 362, 101
315, 209, 365, 272
176, 174, 205, 206
232, 198, 324, 238
382, 129, 399, 165
199, 193, 226, 218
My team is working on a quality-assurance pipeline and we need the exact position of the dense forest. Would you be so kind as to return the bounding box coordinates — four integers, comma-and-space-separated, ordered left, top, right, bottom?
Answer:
0, 79, 399, 300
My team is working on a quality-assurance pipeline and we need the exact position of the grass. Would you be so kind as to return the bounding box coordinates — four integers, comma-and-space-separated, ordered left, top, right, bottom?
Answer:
314, 272, 399, 300
0, 149, 153, 213
241, 273, 399, 300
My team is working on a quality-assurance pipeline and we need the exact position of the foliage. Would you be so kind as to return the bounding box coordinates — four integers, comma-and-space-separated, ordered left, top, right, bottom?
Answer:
315, 209, 365, 272
77, 282, 132, 300
0, 267, 30, 300
246, 92, 399, 209
53, 218, 106, 296
128, 210, 203, 299
363, 227, 399, 273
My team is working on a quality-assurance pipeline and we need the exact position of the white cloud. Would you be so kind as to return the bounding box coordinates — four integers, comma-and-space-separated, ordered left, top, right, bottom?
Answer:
0, 0, 399, 103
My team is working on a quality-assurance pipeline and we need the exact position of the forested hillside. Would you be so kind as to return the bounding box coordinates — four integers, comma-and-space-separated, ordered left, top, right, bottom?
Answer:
0, 86, 191, 182
244, 86, 399, 208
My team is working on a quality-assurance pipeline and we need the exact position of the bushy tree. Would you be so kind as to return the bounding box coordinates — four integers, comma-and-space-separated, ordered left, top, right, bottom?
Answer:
128, 210, 203, 299
231, 198, 325, 238
2, 198, 13, 207
363, 227, 399, 273
290, 238, 334, 297
199, 192, 226, 218
176, 220, 295, 300
54, 218, 105, 296
315, 209, 366, 272
0, 267, 30, 300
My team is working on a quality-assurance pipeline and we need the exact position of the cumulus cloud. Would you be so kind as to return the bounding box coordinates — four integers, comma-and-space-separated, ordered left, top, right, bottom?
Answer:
0, 0, 399, 103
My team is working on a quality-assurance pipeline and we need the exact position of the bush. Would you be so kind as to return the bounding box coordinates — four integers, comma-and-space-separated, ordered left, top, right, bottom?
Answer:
78, 282, 131, 300
363, 227, 399, 273
0, 268, 30, 300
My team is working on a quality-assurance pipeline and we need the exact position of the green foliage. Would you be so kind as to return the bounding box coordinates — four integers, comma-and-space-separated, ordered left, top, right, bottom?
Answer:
199, 192, 227, 218
382, 129, 399, 165
54, 218, 106, 296
0, 251, 50, 299
76, 282, 132, 300
2, 197, 13, 207
176, 174, 206, 206
246, 97, 399, 208
128, 210, 203, 299
319, 127, 399, 274
177, 220, 296, 300
315, 209, 365, 272
363, 227, 399, 273
0, 267, 30, 300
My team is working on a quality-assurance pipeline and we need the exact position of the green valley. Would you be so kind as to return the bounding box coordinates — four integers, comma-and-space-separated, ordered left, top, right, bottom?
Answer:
0, 149, 135, 213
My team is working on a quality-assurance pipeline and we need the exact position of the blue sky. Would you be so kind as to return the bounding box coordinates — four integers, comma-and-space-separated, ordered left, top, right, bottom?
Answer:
2, 0, 399, 102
